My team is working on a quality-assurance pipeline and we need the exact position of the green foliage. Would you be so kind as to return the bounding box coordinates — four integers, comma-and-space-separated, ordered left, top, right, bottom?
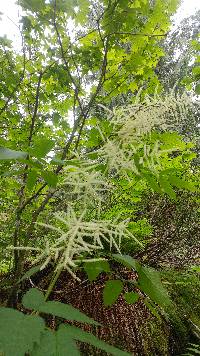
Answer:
157, 9, 200, 96
124, 292, 139, 304
19, 265, 42, 283
23, 288, 100, 325
0, 147, 27, 160
31, 328, 81, 356
29, 138, 55, 159
113, 254, 172, 309
0, 288, 131, 356
84, 260, 111, 282
31, 327, 80, 356
0, 0, 199, 354
162, 269, 200, 327
0, 307, 44, 356
103, 280, 124, 307
138, 265, 172, 308
60, 324, 130, 356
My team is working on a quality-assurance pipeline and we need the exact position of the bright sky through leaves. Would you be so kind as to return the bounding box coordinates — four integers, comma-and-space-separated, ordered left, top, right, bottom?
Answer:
0, 0, 200, 50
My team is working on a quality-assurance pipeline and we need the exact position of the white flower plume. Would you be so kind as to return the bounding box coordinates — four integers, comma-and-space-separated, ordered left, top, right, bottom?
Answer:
9, 207, 143, 280
63, 163, 109, 203
110, 91, 194, 142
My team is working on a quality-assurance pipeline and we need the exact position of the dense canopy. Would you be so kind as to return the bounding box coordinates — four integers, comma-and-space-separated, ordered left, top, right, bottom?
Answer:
0, 1, 199, 355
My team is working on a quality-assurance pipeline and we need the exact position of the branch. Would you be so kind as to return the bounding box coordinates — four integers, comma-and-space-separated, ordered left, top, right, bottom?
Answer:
28, 72, 43, 145
18, 183, 47, 213
53, 3, 86, 120
16, 1, 111, 242
74, 35, 110, 150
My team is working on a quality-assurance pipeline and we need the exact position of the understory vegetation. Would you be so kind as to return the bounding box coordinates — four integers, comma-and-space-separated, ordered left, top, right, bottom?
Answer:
0, 0, 199, 355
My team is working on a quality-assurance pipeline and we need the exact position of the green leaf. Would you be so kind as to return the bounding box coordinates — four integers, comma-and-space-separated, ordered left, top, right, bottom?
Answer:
103, 280, 123, 306
168, 174, 187, 189
168, 175, 196, 192
112, 254, 140, 271
0, 147, 27, 160
2, 169, 25, 177
50, 157, 66, 166
112, 255, 171, 309
30, 330, 56, 356
143, 172, 162, 193
22, 288, 45, 309
37, 301, 100, 325
18, 265, 41, 283
159, 175, 177, 200
0, 307, 45, 356
144, 299, 160, 319
195, 83, 200, 95
124, 292, 139, 304
160, 132, 186, 150
84, 260, 110, 282
41, 170, 58, 187
30, 138, 54, 159
56, 328, 81, 356
60, 324, 131, 356
186, 347, 200, 355
27, 170, 38, 191
138, 266, 172, 308
20, 0, 45, 12
22, 288, 100, 325
30, 329, 81, 356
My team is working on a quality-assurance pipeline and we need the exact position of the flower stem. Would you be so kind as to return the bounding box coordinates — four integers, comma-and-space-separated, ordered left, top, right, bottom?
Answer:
44, 267, 62, 302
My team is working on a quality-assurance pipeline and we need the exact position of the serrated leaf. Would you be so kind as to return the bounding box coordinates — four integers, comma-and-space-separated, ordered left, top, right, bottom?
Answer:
143, 172, 162, 193
103, 280, 123, 306
41, 171, 58, 187
112, 255, 171, 309
60, 325, 131, 356
0, 307, 45, 356
160, 132, 186, 150
27, 170, 38, 191
22, 288, 100, 325
168, 175, 196, 192
124, 292, 139, 304
0, 147, 27, 160
84, 260, 110, 282
138, 266, 172, 308
30, 138, 54, 159
113, 254, 140, 271
159, 175, 177, 200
